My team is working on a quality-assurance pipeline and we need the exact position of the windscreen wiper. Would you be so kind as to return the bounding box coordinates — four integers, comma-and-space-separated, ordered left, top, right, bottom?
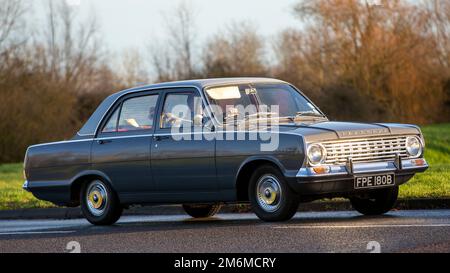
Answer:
295, 111, 324, 117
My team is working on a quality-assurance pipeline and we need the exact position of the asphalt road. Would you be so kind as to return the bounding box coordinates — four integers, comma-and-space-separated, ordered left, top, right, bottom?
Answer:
1, 210, 450, 253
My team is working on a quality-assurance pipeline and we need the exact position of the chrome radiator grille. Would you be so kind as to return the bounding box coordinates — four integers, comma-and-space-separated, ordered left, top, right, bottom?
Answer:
322, 136, 409, 165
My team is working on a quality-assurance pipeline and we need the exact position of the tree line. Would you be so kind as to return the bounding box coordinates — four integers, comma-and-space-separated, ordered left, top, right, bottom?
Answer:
0, 0, 449, 163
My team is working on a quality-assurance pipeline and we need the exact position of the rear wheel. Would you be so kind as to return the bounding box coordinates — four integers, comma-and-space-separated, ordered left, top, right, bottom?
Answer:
80, 179, 123, 225
249, 165, 299, 222
350, 186, 398, 215
182, 203, 222, 218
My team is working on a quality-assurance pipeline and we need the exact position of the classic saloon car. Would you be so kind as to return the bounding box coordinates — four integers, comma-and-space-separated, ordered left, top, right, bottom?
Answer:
23, 78, 428, 225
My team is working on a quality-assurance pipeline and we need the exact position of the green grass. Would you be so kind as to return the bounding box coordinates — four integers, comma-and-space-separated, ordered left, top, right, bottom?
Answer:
0, 124, 449, 210
399, 124, 450, 199
0, 163, 54, 210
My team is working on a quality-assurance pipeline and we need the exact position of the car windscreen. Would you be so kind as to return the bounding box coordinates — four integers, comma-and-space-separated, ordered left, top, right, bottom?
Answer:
205, 83, 323, 124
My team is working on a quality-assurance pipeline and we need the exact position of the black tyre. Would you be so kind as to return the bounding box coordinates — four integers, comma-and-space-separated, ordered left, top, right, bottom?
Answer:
80, 179, 123, 225
249, 165, 299, 222
350, 186, 398, 216
182, 203, 222, 218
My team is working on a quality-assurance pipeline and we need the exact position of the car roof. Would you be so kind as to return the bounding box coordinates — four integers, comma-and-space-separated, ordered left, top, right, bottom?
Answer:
114, 77, 286, 96
76, 77, 287, 137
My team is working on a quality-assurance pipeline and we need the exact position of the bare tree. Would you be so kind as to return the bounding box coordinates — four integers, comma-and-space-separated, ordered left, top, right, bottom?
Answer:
422, 0, 450, 117
422, 0, 450, 72
42, 0, 102, 89
275, 0, 448, 123
150, 41, 177, 82
203, 22, 267, 77
150, 1, 199, 81
0, 0, 27, 53
119, 48, 149, 87
167, 1, 198, 79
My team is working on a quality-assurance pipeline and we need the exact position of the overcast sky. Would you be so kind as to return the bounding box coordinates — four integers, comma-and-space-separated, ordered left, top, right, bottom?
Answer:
32, 0, 300, 53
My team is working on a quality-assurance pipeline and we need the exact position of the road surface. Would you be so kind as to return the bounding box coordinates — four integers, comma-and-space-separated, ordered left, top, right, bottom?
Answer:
1, 210, 450, 253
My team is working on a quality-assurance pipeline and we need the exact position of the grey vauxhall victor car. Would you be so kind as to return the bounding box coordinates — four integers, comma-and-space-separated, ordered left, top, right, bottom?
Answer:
23, 78, 428, 225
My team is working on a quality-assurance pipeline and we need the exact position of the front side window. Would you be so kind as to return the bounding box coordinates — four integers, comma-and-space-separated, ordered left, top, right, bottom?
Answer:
101, 94, 159, 133
160, 93, 203, 129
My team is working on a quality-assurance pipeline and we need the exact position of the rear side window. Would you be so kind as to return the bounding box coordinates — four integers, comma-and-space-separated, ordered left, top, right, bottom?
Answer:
102, 108, 119, 133
101, 94, 159, 133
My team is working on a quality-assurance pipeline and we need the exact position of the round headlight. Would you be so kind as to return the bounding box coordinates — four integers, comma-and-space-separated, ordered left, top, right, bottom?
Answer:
307, 144, 326, 166
406, 136, 422, 158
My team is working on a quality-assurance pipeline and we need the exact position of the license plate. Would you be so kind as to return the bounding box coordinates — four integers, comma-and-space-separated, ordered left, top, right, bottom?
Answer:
354, 173, 395, 189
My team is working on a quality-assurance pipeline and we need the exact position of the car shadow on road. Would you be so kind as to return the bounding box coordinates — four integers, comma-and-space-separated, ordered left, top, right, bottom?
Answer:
84, 213, 400, 235
0, 212, 403, 241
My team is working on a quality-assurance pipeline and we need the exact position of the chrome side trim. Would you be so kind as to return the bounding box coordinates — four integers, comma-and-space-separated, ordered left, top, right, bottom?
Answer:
30, 130, 302, 148
96, 134, 152, 141
95, 131, 300, 138
77, 132, 94, 137
29, 138, 94, 148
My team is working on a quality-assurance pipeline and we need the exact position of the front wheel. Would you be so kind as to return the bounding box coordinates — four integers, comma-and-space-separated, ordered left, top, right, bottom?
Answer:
80, 179, 123, 225
350, 186, 398, 216
249, 165, 299, 222
182, 203, 222, 218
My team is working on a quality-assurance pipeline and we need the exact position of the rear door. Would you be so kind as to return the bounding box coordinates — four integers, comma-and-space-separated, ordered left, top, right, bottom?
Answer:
91, 91, 160, 194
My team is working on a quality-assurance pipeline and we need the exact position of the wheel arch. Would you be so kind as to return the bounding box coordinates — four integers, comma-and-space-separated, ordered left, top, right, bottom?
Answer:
68, 170, 115, 206
234, 156, 285, 202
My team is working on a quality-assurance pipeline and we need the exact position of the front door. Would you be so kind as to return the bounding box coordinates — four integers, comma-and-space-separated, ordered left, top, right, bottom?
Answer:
91, 92, 160, 194
151, 88, 217, 200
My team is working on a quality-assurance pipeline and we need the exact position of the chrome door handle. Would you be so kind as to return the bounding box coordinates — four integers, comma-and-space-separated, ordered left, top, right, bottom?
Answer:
97, 139, 112, 145
153, 135, 170, 141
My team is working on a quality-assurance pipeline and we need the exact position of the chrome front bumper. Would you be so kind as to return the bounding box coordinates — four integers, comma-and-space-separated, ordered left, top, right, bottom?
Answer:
22, 180, 30, 192
296, 158, 428, 178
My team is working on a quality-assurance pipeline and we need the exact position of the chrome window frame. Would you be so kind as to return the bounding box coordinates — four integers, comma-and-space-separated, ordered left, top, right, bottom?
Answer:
88, 85, 217, 138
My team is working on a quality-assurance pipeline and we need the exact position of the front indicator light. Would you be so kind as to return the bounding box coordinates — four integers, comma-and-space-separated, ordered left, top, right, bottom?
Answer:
312, 166, 331, 174
412, 158, 426, 166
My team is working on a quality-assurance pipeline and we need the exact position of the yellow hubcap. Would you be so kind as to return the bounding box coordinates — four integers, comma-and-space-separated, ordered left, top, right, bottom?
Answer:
256, 175, 282, 212
263, 188, 276, 205
86, 181, 108, 216
88, 190, 103, 209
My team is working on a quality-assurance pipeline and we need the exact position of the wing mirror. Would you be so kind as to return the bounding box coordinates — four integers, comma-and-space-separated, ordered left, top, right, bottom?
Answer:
193, 114, 203, 127
193, 113, 215, 132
